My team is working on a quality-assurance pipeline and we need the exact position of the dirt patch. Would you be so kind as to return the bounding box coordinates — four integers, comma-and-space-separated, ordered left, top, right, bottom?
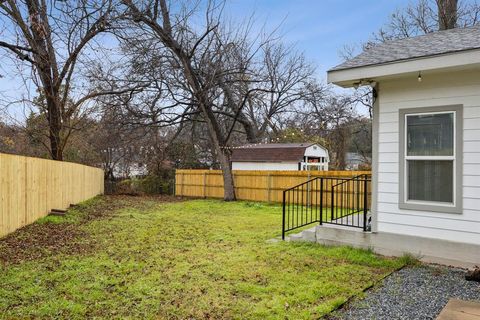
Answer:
0, 195, 182, 265
0, 222, 89, 265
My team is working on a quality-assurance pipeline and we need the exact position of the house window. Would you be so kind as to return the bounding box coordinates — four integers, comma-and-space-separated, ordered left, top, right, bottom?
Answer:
399, 105, 462, 214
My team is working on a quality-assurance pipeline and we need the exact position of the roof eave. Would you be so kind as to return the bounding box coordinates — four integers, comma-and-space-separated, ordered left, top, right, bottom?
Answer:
327, 48, 480, 88
231, 160, 301, 163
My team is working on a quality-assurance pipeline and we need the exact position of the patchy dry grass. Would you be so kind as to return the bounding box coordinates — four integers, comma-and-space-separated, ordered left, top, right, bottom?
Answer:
0, 197, 404, 319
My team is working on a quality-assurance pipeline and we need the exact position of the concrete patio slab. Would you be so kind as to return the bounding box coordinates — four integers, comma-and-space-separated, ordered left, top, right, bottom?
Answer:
436, 299, 480, 320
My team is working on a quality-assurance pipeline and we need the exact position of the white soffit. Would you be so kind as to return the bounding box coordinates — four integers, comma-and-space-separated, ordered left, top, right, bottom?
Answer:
327, 49, 480, 88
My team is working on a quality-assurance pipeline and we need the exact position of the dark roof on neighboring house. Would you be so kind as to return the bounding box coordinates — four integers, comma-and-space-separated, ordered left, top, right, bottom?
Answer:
231, 143, 319, 162
330, 25, 480, 71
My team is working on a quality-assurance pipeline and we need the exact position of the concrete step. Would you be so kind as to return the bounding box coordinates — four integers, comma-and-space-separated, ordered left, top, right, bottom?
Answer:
300, 228, 317, 242
49, 209, 67, 216
287, 233, 304, 242
286, 227, 317, 243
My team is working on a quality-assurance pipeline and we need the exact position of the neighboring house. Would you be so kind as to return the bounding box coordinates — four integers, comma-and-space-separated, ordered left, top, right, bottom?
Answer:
231, 143, 329, 171
114, 162, 147, 179
102, 147, 148, 179
345, 152, 371, 170
324, 25, 480, 267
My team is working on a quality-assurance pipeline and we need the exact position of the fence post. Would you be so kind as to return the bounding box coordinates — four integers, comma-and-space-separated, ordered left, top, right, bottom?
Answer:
267, 173, 272, 202
363, 178, 368, 231
203, 172, 207, 198
282, 190, 286, 240
181, 172, 185, 197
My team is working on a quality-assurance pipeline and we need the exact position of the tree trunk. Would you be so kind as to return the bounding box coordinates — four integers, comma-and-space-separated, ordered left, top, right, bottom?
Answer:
26, 0, 64, 160
122, 0, 237, 200
217, 149, 236, 201
179, 61, 236, 200
195, 95, 236, 200
241, 117, 261, 143
333, 126, 348, 170
46, 97, 63, 160
337, 151, 346, 170
203, 116, 236, 200
438, 0, 458, 30
197, 101, 236, 200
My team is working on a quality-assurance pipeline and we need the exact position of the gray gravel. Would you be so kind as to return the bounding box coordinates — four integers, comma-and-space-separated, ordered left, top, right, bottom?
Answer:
330, 266, 480, 320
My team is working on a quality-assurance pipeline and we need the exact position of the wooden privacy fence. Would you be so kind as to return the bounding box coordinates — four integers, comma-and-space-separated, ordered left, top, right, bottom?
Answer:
175, 169, 371, 204
0, 153, 104, 238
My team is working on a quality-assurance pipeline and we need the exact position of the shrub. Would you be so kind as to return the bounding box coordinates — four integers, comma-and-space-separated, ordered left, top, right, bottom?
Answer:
107, 175, 173, 195
135, 175, 173, 195
113, 179, 141, 196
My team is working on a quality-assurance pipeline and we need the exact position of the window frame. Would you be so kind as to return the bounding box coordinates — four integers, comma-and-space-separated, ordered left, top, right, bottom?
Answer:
399, 105, 463, 214
405, 111, 455, 205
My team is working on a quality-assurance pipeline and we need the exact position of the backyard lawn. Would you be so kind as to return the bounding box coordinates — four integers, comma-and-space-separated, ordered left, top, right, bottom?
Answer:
0, 196, 406, 319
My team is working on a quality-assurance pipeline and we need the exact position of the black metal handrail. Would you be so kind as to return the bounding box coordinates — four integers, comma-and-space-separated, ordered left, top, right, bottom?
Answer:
331, 173, 371, 188
283, 176, 321, 192
282, 175, 371, 240
330, 175, 370, 230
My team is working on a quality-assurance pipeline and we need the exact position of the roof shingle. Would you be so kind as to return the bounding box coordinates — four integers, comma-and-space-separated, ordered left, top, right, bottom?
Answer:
330, 25, 480, 71
231, 143, 316, 162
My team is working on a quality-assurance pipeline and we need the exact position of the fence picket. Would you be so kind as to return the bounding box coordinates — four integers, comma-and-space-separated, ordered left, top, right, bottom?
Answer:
175, 169, 371, 203
0, 153, 104, 238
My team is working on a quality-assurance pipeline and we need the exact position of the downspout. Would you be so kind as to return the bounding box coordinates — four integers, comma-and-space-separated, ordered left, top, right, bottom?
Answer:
371, 84, 380, 233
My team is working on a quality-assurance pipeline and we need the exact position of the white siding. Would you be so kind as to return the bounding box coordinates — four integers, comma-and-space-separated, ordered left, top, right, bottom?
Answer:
231, 162, 298, 171
376, 69, 480, 244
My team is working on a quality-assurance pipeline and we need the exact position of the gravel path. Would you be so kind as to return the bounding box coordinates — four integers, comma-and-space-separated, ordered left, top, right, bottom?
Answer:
330, 265, 480, 320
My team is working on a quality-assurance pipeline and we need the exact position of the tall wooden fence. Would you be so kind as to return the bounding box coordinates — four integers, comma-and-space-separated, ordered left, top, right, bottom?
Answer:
175, 169, 371, 203
0, 153, 104, 238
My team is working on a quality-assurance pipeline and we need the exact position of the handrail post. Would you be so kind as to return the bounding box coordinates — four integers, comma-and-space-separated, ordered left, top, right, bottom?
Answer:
282, 190, 286, 240
356, 177, 360, 213
319, 178, 323, 225
363, 178, 368, 231
331, 180, 335, 221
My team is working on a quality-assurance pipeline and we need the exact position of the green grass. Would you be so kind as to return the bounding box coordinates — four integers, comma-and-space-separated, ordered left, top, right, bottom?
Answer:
0, 197, 405, 319
36, 197, 103, 224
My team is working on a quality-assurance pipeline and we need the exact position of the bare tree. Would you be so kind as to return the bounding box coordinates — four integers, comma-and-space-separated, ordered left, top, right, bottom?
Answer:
116, 0, 310, 200
118, 0, 260, 200
438, 0, 459, 29
312, 96, 356, 170
237, 43, 317, 142
0, 0, 135, 160
288, 83, 367, 170
338, 0, 478, 132
373, 0, 479, 42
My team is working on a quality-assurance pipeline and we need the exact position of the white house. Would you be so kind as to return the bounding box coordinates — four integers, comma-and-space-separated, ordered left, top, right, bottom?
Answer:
231, 143, 329, 171
321, 25, 480, 267
345, 152, 371, 170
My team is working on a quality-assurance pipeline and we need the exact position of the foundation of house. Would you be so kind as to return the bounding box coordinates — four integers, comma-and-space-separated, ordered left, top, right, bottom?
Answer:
288, 224, 480, 269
